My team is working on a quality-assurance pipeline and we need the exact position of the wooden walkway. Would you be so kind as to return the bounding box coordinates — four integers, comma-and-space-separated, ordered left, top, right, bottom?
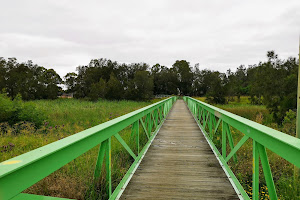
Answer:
120, 100, 239, 200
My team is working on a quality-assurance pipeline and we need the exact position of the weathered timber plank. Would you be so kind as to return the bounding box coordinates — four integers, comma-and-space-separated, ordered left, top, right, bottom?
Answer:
120, 100, 238, 200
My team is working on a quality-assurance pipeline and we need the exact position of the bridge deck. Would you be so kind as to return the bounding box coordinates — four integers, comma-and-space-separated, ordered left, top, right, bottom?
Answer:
120, 100, 239, 200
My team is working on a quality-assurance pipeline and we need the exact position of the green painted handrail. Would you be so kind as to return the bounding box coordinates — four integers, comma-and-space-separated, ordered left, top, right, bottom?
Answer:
0, 97, 177, 200
183, 96, 300, 200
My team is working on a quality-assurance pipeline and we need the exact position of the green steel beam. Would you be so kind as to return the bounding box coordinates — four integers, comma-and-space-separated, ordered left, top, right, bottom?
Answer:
94, 140, 108, 179
151, 111, 157, 129
12, 193, 72, 200
199, 106, 203, 122
106, 137, 112, 197
0, 97, 176, 200
202, 110, 207, 127
212, 114, 217, 129
203, 110, 209, 130
208, 113, 213, 138
185, 97, 300, 168
222, 121, 227, 159
110, 110, 168, 200
139, 118, 150, 139
187, 107, 250, 200
225, 135, 249, 163
213, 118, 221, 135
130, 122, 136, 139
114, 133, 137, 159
224, 123, 238, 163
134, 120, 139, 154
158, 106, 163, 122
252, 140, 259, 200
146, 113, 151, 136
184, 97, 298, 200
257, 143, 278, 200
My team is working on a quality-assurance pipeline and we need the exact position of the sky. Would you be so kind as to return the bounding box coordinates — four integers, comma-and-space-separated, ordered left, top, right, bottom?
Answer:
0, 0, 299, 77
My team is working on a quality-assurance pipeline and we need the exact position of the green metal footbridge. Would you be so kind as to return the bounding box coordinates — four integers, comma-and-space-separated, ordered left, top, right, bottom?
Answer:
0, 97, 299, 199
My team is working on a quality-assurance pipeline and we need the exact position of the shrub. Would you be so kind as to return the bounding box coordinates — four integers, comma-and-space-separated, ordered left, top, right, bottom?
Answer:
18, 102, 46, 127
0, 93, 46, 128
0, 93, 15, 122
281, 109, 296, 137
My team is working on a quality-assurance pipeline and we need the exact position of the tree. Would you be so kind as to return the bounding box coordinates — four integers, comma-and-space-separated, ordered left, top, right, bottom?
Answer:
0, 57, 7, 92
42, 69, 62, 99
64, 72, 77, 93
89, 78, 106, 101
106, 73, 123, 100
172, 60, 193, 95
225, 65, 248, 102
126, 71, 153, 100
247, 51, 298, 123
204, 71, 227, 104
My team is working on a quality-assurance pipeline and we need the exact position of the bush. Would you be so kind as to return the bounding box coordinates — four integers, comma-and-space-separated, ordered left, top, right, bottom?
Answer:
0, 93, 46, 128
18, 102, 46, 127
0, 93, 15, 122
281, 109, 296, 137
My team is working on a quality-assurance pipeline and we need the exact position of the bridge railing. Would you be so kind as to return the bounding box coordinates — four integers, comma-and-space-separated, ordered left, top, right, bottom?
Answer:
0, 96, 177, 200
183, 96, 300, 200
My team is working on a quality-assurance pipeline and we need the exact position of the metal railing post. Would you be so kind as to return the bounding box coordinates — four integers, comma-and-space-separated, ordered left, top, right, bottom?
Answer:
252, 140, 259, 200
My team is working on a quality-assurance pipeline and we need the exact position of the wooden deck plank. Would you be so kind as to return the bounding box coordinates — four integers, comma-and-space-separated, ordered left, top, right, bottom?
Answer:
120, 100, 238, 200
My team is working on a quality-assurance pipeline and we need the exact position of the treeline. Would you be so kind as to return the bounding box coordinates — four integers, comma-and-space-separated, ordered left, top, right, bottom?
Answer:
0, 57, 62, 100
0, 50, 299, 123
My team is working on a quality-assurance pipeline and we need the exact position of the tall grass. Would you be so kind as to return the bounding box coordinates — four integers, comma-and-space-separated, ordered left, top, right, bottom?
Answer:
0, 98, 153, 199
195, 96, 272, 124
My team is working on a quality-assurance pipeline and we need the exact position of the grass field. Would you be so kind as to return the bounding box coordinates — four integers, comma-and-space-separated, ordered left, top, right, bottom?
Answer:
0, 98, 155, 199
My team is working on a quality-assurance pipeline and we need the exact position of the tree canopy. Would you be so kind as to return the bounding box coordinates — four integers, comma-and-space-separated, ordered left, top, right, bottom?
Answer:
0, 50, 298, 123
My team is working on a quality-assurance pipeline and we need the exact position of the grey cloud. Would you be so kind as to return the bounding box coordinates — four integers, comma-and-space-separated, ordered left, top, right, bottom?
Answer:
0, 0, 299, 77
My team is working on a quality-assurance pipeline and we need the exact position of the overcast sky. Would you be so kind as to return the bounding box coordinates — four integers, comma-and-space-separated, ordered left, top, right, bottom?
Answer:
0, 0, 299, 77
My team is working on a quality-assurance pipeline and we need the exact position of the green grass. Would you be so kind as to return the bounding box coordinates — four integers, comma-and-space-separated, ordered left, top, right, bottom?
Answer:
0, 98, 154, 199
195, 96, 272, 124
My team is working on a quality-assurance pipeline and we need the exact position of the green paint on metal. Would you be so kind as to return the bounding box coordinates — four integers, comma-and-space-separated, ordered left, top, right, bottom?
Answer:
147, 113, 151, 136
12, 193, 72, 200
106, 137, 112, 197
257, 143, 278, 200
109, 110, 168, 200
0, 97, 176, 200
225, 135, 249, 163
184, 96, 300, 200
224, 122, 238, 163
252, 140, 259, 200
94, 140, 108, 179
151, 112, 157, 129
222, 121, 227, 159
135, 120, 139, 154
213, 118, 221, 136
158, 106, 163, 122
212, 114, 217, 129
188, 107, 250, 199
185, 97, 300, 167
208, 113, 213, 139
139, 118, 150, 139
203, 110, 209, 130
114, 133, 137, 159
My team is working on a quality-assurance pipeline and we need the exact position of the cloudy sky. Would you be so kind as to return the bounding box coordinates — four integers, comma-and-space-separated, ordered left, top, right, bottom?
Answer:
0, 0, 299, 77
